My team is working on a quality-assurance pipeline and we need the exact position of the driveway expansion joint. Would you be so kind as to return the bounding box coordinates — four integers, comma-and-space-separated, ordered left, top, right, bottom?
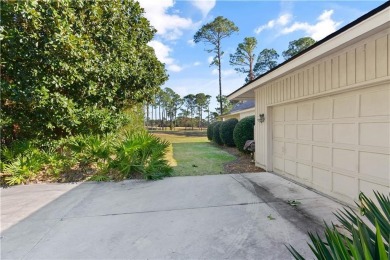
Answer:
59, 201, 269, 220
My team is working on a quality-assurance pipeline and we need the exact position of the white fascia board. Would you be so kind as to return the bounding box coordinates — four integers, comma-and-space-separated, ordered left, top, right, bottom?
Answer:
227, 107, 255, 116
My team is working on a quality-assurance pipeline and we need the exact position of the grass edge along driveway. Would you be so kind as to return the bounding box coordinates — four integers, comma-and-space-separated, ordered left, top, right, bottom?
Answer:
152, 132, 236, 176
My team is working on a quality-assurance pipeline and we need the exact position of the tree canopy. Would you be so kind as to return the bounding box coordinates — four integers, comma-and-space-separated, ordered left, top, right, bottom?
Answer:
194, 16, 238, 115
230, 37, 258, 81
254, 48, 279, 77
216, 95, 237, 115
1, 0, 167, 142
282, 37, 316, 60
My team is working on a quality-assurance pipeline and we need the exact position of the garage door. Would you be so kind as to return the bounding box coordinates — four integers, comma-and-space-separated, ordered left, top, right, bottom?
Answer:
272, 84, 389, 203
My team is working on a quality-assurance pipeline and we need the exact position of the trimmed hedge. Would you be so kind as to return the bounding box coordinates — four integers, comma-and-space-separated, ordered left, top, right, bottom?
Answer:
207, 122, 218, 141
220, 118, 238, 147
233, 115, 255, 152
213, 121, 223, 145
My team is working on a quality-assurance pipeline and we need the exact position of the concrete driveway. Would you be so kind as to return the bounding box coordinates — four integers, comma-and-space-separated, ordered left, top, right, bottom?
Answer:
1, 172, 345, 259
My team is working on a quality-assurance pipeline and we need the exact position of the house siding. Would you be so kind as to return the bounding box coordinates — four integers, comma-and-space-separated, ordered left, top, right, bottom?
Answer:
254, 28, 390, 204
239, 110, 255, 120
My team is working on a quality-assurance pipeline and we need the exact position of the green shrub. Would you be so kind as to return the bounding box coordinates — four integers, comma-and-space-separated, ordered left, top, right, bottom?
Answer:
207, 122, 218, 141
41, 147, 75, 178
64, 134, 115, 175
220, 119, 238, 147
1, 131, 173, 185
1, 1, 166, 143
2, 142, 45, 185
1, 140, 35, 163
288, 192, 390, 260
212, 122, 223, 145
112, 132, 172, 180
119, 104, 146, 135
3, 153, 41, 185
66, 134, 114, 165
233, 116, 255, 152
76, 108, 130, 136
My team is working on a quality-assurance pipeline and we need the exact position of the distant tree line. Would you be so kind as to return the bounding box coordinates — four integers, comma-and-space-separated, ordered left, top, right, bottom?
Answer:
144, 89, 238, 130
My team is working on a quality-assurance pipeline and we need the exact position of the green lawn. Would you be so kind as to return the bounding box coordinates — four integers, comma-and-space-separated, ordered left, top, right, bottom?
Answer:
153, 132, 236, 176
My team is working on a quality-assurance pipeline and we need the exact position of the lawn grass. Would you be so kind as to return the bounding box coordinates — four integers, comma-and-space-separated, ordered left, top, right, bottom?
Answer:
153, 132, 236, 176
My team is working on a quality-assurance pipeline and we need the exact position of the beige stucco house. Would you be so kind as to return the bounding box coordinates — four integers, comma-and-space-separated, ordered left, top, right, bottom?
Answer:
228, 2, 390, 205
220, 100, 255, 121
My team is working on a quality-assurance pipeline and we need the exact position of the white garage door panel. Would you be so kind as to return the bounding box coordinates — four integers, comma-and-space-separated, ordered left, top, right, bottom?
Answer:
360, 122, 390, 147
272, 84, 390, 203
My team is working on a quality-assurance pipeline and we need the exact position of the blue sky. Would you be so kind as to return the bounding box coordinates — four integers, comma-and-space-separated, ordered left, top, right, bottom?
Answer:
138, 0, 386, 112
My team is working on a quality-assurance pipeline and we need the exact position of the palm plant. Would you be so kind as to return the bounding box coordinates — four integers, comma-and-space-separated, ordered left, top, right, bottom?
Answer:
66, 134, 113, 167
1, 140, 34, 163
288, 192, 389, 259
112, 132, 172, 180
41, 146, 75, 178
3, 150, 43, 185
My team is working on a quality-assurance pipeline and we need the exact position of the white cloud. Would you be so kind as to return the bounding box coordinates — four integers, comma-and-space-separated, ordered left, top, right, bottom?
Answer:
167, 64, 183, 72
254, 13, 292, 34
148, 40, 173, 64
191, 0, 216, 17
148, 40, 182, 72
207, 56, 214, 64
187, 39, 195, 47
281, 10, 342, 41
171, 86, 189, 98
138, 0, 194, 41
277, 13, 292, 26
193, 61, 201, 66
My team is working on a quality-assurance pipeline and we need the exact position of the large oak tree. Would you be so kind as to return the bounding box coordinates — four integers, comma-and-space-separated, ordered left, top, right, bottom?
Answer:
1, 0, 167, 142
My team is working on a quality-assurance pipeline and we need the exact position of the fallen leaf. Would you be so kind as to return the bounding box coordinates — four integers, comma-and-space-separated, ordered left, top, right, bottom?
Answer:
267, 214, 275, 220
287, 200, 301, 206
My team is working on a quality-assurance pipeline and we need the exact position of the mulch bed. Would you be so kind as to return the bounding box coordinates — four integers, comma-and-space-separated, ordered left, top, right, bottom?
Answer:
218, 145, 265, 174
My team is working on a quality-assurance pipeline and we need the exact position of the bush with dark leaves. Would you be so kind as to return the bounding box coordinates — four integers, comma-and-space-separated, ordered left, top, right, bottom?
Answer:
213, 122, 223, 145
233, 115, 255, 152
220, 118, 238, 147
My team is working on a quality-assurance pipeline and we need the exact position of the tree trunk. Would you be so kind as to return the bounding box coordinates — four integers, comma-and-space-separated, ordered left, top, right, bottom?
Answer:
185, 108, 188, 130
218, 40, 223, 115
249, 55, 254, 81
174, 108, 177, 129
200, 108, 203, 130
208, 104, 210, 124
158, 104, 161, 130
154, 105, 157, 128
146, 103, 149, 127
191, 109, 193, 130
151, 104, 154, 127
198, 107, 201, 130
